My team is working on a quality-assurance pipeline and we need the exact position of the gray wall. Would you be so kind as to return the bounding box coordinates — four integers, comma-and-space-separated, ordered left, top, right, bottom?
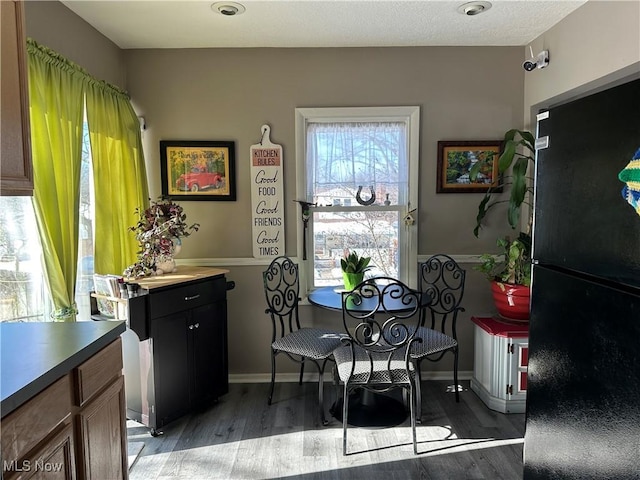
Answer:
123, 45, 523, 378
23, 0, 640, 381
24, 1, 126, 89
524, 0, 640, 125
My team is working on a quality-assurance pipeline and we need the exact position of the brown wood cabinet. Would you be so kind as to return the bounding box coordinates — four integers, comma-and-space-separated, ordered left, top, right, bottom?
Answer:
1, 338, 127, 480
1, 0, 33, 196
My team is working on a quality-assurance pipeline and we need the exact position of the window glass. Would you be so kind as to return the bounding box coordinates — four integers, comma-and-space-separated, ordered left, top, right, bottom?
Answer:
75, 120, 95, 320
312, 209, 400, 286
0, 119, 95, 322
307, 122, 404, 286
0, 197, 48, 321
296, 107, 419, 289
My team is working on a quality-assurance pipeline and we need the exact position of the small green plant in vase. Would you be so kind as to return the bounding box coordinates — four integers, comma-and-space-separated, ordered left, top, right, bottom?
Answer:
340, 250, 372, 291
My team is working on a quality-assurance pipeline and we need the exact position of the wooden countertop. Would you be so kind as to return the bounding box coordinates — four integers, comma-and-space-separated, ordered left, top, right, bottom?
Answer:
1, 320, 126, 417
127, 266, 229, 290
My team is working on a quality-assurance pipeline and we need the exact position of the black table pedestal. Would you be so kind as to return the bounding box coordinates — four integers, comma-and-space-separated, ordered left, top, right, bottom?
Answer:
330, 389, 408, 427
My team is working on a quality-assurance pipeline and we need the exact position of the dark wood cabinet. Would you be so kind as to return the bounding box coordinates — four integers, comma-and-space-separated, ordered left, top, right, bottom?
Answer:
28, 424, 76, 480
125, 267, 230, 435
1, 0, 33, 196
76, 376, 127, 480
1, 335, 127, 480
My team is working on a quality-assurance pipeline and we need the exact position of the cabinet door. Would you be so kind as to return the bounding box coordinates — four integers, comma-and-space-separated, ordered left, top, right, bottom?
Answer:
153, 310, 190, 427
76, 376, 127, 480
189, 301, 228, 407
2, 424, 76, 480
0, 0, 33, 196
507, 337, 528, 402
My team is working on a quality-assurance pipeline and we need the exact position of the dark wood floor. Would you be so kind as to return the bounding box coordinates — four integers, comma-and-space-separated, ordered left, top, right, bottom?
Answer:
127, 380, 524, 480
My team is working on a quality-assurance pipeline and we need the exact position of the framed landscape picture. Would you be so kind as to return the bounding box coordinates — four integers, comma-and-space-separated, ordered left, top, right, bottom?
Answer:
436, 140, 503, 193
160, 140, 236, 201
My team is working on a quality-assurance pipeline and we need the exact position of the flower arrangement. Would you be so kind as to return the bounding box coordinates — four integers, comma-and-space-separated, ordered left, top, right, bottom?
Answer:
123, 197, 199, 278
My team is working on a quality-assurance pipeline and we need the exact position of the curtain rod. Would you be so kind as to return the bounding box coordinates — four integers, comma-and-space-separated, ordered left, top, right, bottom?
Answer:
26, 37, 130, 100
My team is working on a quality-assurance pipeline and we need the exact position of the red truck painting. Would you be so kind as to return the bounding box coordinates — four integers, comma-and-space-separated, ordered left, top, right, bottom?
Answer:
175, 169, 223, 192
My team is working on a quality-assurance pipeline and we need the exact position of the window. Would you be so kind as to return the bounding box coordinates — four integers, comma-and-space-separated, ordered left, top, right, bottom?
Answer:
295, 106, 420, 291
0, 197, 48, 321
75, 119, 95, 319
0, 120, 96, 322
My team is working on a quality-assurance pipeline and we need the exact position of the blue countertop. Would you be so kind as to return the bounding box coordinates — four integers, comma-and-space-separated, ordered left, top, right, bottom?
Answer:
1, 320, 126, 417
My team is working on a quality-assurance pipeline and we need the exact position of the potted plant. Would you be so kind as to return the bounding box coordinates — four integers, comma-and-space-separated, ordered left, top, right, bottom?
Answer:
476, 233, 532, 321
470, 129, 536, 320
340, 250, 371, 291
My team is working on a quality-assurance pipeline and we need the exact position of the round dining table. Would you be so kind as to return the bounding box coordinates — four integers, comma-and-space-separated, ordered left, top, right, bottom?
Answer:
308, 285, 428, 427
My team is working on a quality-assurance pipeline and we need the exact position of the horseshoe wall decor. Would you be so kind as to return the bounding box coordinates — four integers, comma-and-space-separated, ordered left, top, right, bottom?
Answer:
355, 185, 376, 206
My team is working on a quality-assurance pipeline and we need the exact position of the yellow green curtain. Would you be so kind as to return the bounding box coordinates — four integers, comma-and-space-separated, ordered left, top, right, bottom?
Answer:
86, 82, 149, 275
27, 39, 85, 321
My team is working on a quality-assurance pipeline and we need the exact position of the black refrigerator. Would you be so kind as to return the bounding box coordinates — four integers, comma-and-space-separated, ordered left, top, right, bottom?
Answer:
524, 78, 640, 479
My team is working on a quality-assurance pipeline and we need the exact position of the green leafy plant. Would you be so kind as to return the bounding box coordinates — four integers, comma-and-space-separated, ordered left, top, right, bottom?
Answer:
475, 233, 532, 287
470, 129, 536, 237
340, 250, 372, 274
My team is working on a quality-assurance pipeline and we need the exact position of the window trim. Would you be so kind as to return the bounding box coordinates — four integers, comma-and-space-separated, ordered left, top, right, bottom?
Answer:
294, 106, 420, 294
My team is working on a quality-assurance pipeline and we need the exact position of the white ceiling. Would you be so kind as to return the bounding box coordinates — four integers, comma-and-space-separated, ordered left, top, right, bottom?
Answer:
59, 0, 588, 49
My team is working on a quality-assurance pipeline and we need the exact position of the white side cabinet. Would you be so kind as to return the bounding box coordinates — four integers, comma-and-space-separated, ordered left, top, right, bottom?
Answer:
470, 316, 529, 414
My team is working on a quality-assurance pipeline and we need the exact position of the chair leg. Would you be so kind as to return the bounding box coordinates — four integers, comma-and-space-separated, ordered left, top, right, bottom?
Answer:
415, 363, 423, 423
410, 384, 418, 455
342, 384, 349, 456
318, 359, 329, 426
299, 359, 305, 385
453, 347, 460, 403
329, 364, 340, 418
268, 349, 276, 405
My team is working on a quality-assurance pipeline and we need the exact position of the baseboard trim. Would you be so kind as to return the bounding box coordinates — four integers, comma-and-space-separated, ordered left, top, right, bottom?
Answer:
229, 370, 473, 384
470, 377, 526, 414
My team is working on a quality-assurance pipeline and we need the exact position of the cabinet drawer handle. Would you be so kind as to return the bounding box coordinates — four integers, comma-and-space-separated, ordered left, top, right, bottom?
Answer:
194, 323, 200, 329
189, 325, 194, 330
184, 294, 201, 301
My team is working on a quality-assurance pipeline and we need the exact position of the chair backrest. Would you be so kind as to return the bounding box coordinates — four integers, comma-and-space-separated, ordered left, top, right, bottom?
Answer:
263, 256, 301, 341
418, 254, 466, 338
340, 277, 425, 384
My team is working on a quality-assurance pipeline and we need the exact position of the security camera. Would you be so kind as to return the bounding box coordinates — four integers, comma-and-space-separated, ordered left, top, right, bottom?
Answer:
523, 47, 550, 72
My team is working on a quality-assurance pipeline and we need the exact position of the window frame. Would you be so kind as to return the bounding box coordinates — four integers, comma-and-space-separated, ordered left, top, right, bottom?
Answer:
295, 106, 420, 294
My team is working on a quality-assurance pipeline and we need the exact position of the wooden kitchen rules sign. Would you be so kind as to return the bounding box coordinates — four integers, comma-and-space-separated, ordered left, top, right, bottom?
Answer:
250, 124, 284, 258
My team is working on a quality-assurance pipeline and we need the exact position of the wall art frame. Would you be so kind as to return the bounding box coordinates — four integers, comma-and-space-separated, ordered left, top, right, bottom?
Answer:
436, 140, 503, 193
160, 140, 236, 201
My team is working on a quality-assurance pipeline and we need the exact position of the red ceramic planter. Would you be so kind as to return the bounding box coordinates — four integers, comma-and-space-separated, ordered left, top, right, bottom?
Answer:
491, 281, 530, 321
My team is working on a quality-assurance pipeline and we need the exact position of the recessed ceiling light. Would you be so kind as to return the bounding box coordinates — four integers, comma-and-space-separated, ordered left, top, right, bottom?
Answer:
211, 2, 246, 16
457, 1, 492, 16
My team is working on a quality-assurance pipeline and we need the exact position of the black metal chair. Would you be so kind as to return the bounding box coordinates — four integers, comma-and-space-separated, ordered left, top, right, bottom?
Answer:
412, 255, 465, 418
332, 277, 426, 455
263, 256, 344, 425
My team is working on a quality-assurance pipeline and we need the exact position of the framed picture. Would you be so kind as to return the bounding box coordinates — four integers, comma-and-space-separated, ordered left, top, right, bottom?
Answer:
436, 140, 503, 193
160, 140, 236, 201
